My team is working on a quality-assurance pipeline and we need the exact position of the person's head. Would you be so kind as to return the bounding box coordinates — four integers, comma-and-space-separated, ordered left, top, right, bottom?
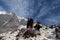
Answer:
58, 26, 60, 28
30, 17, 33, 19
37, 21, 40, 24
28, 17, 33, 20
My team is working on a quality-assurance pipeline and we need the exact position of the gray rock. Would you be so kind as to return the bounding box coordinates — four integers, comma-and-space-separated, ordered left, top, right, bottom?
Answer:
0, 13, 19, 33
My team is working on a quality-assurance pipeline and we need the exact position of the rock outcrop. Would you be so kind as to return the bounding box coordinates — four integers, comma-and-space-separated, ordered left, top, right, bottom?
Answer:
0, 12, 19, 33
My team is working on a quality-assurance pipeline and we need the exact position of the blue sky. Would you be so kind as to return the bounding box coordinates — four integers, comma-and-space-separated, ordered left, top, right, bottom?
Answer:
0, 0, 60, 25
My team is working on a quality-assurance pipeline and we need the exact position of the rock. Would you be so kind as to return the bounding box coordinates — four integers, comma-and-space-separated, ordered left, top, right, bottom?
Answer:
0, 12, 19, 33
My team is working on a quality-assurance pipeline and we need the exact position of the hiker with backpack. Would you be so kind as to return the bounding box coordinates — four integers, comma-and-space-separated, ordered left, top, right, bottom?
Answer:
23, 17, 35, 38
27, 17, 34, 30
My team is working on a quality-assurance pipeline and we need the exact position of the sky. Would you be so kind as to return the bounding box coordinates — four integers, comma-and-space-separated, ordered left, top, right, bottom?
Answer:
0, 0, 60, 25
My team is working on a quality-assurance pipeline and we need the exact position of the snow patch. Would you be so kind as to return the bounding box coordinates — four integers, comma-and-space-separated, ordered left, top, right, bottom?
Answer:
0, 11, 7, 14
17, 16, 27, 22
0, 11, 15, 15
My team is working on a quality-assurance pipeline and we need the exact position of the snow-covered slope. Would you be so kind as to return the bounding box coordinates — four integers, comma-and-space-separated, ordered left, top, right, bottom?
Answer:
0, 11, 56, 40
0, 27, 56, 40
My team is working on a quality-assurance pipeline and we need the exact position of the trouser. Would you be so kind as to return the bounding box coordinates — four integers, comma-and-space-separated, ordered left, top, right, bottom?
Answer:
35, 28, 40, 31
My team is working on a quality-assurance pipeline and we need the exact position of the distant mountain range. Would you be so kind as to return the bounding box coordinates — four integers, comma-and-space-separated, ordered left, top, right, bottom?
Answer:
0, 11, 27, 33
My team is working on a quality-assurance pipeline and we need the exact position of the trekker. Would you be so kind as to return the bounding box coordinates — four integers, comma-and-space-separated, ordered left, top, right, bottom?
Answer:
55, 26, 60, 39
23, 18, 36, 38
27, 17, 34, 30
34, 22, 42, 31
50, 25, 53, 29
27, 18, 30, 28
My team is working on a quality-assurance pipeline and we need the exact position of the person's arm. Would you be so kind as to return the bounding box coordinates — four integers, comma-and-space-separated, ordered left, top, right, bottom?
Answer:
34, 25, 36, 28
39, 24, 42, 28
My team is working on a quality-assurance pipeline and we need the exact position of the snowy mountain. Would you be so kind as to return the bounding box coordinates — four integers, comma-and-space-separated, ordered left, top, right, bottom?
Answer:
0, 11, 27, 33
17, 16, 27, 30
0, 11, 57, 40
17, 16, 27, 26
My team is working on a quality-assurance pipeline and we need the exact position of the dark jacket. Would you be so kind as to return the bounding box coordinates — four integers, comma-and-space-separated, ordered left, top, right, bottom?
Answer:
27, 18, 33, 28
34, 23, 42, 31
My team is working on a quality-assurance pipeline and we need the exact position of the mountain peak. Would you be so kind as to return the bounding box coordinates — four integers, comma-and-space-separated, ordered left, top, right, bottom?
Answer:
0, 11, 16, 15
